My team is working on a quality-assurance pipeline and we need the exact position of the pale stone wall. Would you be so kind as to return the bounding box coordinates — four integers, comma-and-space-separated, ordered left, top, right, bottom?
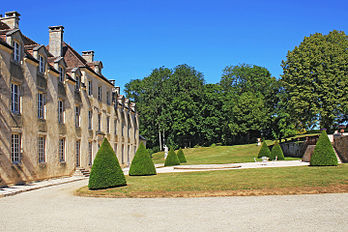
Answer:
0, 29, 139, 186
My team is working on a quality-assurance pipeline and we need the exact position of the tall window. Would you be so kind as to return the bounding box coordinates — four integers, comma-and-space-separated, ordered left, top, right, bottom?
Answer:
38, 136, 46, 163
75, 106, 80, 128
114, 143, 117, 154
75, 76, 80, 91
88, 141, 93, 166
39, 55, 45, 73
88, 80, 92, 96
98, 86, 102, 101
59, 66, 64, 82
59, 138, 65, 162
38, 93, 45, 119
114, 119, 117, 135
11, 83, 20, 114
106, 91, 110, 105
121, 120, 124, 137
58, 100, 64, 124
106, 116, 110, 133
13, 41, 20, 63
76, 140, 80, 167
11, 134, 21, 164
88, 110, 92, 130
98, 113, 101, 131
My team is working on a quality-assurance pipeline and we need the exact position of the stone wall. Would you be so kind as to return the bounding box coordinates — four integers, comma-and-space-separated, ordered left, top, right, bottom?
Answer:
279, 142, 307, 157
334, 136, 348, 163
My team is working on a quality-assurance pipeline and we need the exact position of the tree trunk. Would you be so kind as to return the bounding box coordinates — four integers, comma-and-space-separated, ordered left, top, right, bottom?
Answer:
159, 126, 162, 151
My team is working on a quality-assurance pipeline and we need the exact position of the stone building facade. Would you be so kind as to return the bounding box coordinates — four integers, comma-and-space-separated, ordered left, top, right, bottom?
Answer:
0, 11, 139, 186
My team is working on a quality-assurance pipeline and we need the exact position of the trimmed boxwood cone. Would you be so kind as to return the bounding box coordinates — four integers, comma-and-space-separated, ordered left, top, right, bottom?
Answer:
270, 141, 285, 160
177, 148, 187, 163
129, 142, 157, 176
257, 141, 271, 158
164, 147, 180, 166
310, 130, 338, 166
88, 138, 127, 190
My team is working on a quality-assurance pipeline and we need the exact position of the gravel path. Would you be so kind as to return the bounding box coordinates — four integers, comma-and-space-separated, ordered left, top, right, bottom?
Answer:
0, 180, 347, 232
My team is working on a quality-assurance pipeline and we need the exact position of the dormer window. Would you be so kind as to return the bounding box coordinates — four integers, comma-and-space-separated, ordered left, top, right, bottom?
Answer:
13, 41, 20, 63
39, 55, 45, 73
59, 66, 65, 82
75, 76, 80, 91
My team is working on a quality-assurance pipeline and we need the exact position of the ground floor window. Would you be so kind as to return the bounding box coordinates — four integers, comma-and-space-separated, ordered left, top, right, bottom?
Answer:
59, 138, 65, 162
121, 144, 124, 164
11, 134, 21, 164
76, 140, 80, 167
88, 141, 93, 166
38, 136, 46, 163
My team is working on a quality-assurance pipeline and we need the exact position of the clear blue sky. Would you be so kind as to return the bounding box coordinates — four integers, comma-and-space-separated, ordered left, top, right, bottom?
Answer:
3, 0, 347, 93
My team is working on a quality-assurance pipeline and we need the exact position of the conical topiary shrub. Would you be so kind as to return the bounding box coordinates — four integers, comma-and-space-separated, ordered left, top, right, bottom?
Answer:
270, 141, 285, 160
164, 147, 180, 166
177, 148, 187, 163
310, 130, 338, 166
88, 138, 127, 190
257, 141, 271, 158
129, 142, 157, 176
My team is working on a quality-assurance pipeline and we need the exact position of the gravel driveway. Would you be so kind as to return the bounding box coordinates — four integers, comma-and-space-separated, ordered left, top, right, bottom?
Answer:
0, 179, 347, 232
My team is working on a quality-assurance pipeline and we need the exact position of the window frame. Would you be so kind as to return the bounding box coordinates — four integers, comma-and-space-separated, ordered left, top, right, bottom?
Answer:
75, 105, 80, 128
37, 92, 46, 119
88, 141, 93, 166
59, 66, 65, 82
98, 113, 101, 131
11, 133, 21, 164
39, 55, 45, 73
11, 83, 20, 114
38, 136, 46, 163
88, 110, 93, 130
58, 100, 64, 124
106, 116, 110, 133
88, 80, 92, 96
98, 86, 102, 101
58, 138, 65, 162
13, 41, 20, 63
106, 91, 110, 105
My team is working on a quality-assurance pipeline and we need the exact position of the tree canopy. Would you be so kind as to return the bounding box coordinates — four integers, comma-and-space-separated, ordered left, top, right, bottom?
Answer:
281, 30, 348, 131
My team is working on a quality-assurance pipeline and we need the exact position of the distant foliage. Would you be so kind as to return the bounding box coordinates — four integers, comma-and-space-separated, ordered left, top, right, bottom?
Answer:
88, 138, 126, 190
177, 148, 187, 163
129, 142, 157, 176
310, 130, 338, 166
257, 142, 271, 158
164, 148, 181, 166
270, 141, 285, 160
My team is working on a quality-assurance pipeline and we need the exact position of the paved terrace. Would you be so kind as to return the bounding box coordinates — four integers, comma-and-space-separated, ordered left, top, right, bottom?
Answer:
0, 180, 347, 232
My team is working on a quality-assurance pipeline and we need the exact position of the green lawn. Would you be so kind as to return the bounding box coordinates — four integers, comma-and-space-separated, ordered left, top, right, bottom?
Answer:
76, 164, 348, 198
152, 143, 299, 165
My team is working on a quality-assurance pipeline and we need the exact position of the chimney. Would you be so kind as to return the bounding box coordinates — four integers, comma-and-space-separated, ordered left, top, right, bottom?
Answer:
1, 11, 21, 29
115, 86, 120, 95
48, 25, 64, 57
82, 51, 94, 63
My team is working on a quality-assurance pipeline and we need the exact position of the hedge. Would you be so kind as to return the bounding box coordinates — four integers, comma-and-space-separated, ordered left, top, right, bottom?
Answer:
129, 142, 157, 176
310, 130, 338, 166
164, 147, 180, 166
257, 141, 271, 158
270, 141, 285, 160
88, 138, 127, 190
177, 148, 187, 163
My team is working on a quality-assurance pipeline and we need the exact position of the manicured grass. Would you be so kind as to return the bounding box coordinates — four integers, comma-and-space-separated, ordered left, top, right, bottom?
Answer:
152, 144, 299, 165
76, 164, 348, 198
